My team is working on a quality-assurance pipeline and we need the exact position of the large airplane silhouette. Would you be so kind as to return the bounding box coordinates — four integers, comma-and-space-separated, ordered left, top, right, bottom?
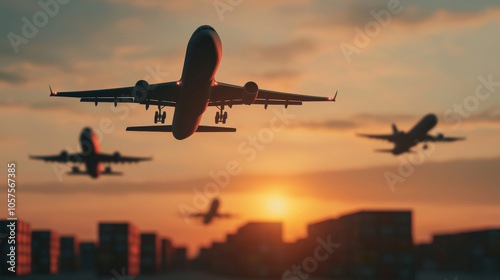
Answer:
49, 25, 336, 140
30, 127, 151, 178
188, 198, 233, 225
358, 114, 465, 155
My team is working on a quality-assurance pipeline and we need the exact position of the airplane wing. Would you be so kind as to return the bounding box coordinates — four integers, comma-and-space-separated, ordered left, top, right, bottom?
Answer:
209, 82, 336, 107
216, 213, 234, 218
357, 134, 397, 142
30, 153, 83, 163
188, 213, 205, 217
97, 153, 152, 163
423, 135, 466, 142
49, 81, 180, 107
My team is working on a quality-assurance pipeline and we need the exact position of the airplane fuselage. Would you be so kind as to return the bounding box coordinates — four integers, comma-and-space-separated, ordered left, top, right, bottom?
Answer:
79, 127, 101, 178
392, 114, 437, 155
203, 198, 220, 224
172, 25, 222, 140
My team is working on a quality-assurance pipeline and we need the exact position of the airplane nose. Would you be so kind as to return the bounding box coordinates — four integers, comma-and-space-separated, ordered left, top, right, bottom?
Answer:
426, 114, 438, 125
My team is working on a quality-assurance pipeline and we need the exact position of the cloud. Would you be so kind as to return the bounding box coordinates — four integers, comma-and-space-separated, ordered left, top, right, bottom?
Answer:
304, 0, 500, 28
242, 38, 318, 63
292, 119, 358, 131
293, 110, 500, 132
19, 157, 500, 208
0, 70, 26, 84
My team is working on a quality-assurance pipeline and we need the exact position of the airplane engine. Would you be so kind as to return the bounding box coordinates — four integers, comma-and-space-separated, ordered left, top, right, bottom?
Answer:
133, 80, 149, 102
113, 152, 121, 163
242, 81, 259, 105
60, 150, 68, 158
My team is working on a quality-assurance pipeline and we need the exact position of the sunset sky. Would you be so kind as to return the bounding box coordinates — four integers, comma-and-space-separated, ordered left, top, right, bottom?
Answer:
1, 0, 500, 257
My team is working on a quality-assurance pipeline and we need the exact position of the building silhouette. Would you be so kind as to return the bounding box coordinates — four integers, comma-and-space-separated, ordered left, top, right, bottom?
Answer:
140, 233, 161, 274
193, 221, 287, 278
194, 211, 414, 279
417, 229, 500, 273
97, 222, 140, 276
79, 242, 96, 271
31, 230, 60, 274
161, 238, 174, 272
59, 236, 80, 272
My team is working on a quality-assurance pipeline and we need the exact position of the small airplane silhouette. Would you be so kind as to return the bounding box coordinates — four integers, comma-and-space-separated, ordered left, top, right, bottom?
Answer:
358, 114, 465, 155
30, 127, 151, 178
188, 198, 234, 225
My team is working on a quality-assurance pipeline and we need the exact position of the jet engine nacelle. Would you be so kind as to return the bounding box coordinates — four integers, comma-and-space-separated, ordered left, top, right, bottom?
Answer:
134, 80, 149, 102
113, 152, 121, 163
242, 81, 259, 105
60, 150, 68, 158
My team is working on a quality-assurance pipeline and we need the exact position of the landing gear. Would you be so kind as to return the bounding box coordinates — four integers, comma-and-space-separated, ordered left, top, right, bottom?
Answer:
423, 144, 428, 150
215, 105, 228, 124
154, 105, 166, 124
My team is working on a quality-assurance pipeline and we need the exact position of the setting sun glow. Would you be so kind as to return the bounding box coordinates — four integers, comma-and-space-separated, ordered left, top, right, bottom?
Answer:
265, 195, 287, 217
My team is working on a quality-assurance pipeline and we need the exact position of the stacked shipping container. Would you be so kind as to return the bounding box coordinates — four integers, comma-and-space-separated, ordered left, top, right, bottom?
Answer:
31, 230, 60, 274
97, 223, 140, 276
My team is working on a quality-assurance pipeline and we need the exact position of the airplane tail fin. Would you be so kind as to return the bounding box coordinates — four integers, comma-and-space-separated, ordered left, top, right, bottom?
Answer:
392, 124, 399, 135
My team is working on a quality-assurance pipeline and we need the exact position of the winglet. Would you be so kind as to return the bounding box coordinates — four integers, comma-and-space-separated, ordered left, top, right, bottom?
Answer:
49, 85, 57, 96
329, 90, 338, 101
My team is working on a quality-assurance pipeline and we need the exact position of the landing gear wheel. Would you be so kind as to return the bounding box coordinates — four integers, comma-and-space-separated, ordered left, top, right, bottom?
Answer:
162, 111, 166, 124
222, 112, 227, 124
154, 111, 158, 124
215, 112, 220, 124
423, 144, 428, 150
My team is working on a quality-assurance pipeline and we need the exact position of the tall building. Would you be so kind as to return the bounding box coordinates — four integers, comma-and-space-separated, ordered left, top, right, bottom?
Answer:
432, 229, 500, 273
31, 230, 60, 274
336, 211, 414, 280
59, 236, 80, 272
80, 242, 96, 271
192, 222, 286, 278
161, 238, 174, 272
0, 220, 31, 275
140, 233, 161, 274
97, 223, 140, 276
172, 247, 188, 270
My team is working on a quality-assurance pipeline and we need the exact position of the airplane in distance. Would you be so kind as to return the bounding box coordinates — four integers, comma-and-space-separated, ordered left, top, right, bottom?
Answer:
187, 198, 234, 225
49, 25, 337, 140
357, 113, 465, 155
30, 127, 151, 178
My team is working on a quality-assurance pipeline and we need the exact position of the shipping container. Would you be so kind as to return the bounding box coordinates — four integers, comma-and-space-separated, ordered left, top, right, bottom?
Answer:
97, 222, 140, 276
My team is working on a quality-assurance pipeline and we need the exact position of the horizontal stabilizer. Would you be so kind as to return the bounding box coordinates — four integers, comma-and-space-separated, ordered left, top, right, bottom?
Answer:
126, 125, 236, 133
375, 149, 394, 153
101, 171, 123, 176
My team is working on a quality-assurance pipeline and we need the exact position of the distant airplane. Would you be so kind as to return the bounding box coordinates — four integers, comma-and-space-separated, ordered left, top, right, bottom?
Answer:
357, 113, 465, 155
49, 25, 337, 140
188, 198, 234, 225
30, 127, 151, 178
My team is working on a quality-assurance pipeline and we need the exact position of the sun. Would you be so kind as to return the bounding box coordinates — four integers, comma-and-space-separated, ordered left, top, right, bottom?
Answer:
265, 195, 287, 218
